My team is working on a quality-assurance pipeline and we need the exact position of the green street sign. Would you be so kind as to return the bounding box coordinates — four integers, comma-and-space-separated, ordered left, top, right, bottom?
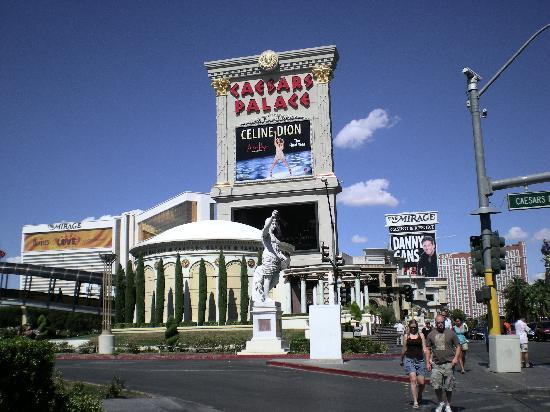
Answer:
508, 191, 550, 210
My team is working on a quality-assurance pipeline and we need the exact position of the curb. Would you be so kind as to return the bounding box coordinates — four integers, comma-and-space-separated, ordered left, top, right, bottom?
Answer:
266, 360, 419, 383
56, 353, 399, 361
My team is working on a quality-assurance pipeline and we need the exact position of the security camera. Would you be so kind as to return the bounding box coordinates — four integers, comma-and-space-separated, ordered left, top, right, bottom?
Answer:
320, 176, 328, 183
462, 67, 482, 80
481, 108, 488, 118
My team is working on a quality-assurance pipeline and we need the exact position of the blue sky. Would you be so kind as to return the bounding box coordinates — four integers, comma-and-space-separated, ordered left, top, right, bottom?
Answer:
1, 1, 549, 286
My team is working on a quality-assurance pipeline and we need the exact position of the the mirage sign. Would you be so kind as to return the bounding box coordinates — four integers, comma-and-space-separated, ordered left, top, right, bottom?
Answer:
386, 211, 439, 277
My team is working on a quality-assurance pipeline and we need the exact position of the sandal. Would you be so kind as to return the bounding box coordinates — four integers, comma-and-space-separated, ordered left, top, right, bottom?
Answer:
413, 402, 419, 409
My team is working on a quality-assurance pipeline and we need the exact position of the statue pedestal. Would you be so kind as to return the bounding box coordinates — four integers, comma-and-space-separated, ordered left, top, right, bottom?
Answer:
238, 301, 289, 355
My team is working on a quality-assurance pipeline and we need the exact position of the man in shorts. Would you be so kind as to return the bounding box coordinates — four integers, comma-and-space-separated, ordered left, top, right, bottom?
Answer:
426, 314, 461, 412
514, 316, 532, 368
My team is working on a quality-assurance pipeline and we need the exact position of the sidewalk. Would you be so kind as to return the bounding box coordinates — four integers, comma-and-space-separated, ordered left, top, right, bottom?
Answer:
267, 349, 550, 396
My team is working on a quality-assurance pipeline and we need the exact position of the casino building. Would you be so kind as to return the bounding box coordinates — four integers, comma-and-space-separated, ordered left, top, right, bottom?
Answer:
18, 46, 404, 322
20, 192, 214, 298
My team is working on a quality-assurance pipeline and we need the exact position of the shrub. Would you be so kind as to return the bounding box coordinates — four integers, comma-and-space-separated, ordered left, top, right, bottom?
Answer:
53, 341, 75, 353
65, 382, 103, 412
379, 306, 396, 326
105, 375, 125, 399
37, 313, 52, 339
0, 337, 57, 410
165, 317, 179, 348
289, 337, 310, 354
350, 302, 362, 321
342, 338, 386, 354
76, 342, 96, 354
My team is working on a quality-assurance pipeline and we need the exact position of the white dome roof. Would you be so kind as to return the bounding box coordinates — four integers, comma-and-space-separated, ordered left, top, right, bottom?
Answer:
137, 220, 261, 247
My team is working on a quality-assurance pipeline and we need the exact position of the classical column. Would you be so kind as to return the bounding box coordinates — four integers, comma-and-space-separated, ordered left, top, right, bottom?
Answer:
312, 65, 334, 174
300, 275, 307, 313
284, 278, 292, 314
350, 285, 355, 303
317, 275, 324, 306
364, 282, 370, 308
211, 77, 230, 184
355, 275, 361, 308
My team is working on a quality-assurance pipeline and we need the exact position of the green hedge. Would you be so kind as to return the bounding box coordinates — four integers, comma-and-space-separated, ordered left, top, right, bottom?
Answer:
0, 337, 57, 410
342, 338, 386, 354
289, 336, 386, 354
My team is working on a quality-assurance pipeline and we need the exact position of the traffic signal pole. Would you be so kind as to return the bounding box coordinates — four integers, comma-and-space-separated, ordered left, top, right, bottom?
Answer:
464, 71, 501, 336
464, 25, 550, 337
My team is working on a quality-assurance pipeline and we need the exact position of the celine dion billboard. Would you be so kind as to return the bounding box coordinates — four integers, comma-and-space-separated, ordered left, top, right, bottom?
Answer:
235, 120, 312, 182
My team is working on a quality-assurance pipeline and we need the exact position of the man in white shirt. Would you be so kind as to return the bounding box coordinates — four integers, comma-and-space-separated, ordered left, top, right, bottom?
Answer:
394, 321, 405, 345
514, 317, 533, 368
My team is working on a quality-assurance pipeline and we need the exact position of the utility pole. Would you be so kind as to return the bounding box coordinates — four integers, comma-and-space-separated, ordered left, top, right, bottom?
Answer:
464, 24, 550, 372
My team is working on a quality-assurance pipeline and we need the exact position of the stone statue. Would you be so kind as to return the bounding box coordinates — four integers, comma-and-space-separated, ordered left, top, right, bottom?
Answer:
252, 210, 290, 303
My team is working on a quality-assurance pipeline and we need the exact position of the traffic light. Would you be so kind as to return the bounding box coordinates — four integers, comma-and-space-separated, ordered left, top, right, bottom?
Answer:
475, 286, 491, 303
490, 231, 507, 274
469, 235, 484, 276
402, 284, 414, 302
321, 242, 331, 263
335, 254, 345, 266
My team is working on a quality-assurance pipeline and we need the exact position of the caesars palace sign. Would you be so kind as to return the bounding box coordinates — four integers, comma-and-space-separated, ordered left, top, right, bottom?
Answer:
230, 73, 313, 115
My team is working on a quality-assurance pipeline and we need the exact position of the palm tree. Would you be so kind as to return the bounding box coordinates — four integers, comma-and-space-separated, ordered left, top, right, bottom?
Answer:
503, 277, 531, 321
530, 279, 550, 320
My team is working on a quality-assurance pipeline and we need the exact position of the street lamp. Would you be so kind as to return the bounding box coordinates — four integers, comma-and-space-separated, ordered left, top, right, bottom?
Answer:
98, 252, 116, 354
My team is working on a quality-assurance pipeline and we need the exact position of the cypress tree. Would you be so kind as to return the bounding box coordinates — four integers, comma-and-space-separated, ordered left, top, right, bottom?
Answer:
114, 263, 126, 324
155, 258, 165, 324
174, 254, 184, 324
198, 258, 207, 325
218, 251, 227, 325
135, 256, 145, 324
240, 256, 249, 323
125, 260, 135, 324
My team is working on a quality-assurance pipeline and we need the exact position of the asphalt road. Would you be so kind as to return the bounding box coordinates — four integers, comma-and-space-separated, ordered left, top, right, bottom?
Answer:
57, 358, 411, 411
56, 341, 550, 411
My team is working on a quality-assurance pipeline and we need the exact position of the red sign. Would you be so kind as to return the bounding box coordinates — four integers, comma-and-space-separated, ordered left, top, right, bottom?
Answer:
231, 74, 313, 115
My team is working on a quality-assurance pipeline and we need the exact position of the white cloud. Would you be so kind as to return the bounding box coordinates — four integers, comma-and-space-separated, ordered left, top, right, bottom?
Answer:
337, 179, 398, 207
504, 226, 528, 241
81, 216, 96, 222
533, 228, 550, 241
334, 108, 399, 149
6, 256, 21, 263
352, 235, 368, 243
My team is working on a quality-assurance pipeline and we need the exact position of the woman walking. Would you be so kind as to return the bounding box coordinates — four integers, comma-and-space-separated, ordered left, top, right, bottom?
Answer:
453, 317, 469, 373
400, 319, 427, 408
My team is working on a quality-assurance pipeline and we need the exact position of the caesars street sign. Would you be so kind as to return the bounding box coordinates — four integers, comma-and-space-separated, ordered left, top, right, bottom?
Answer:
508, 191, 550, 211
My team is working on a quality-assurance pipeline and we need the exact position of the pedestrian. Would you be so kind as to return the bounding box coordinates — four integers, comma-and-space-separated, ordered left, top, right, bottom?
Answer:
394, 321, 405, 345
514, 316, 533, 368
426, 314, 461, 412
421, 320, 433, 338
441, 309, 452, 330
503, 319, 512, 335
452, 317, 469, 373
400, 319, 427, 408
